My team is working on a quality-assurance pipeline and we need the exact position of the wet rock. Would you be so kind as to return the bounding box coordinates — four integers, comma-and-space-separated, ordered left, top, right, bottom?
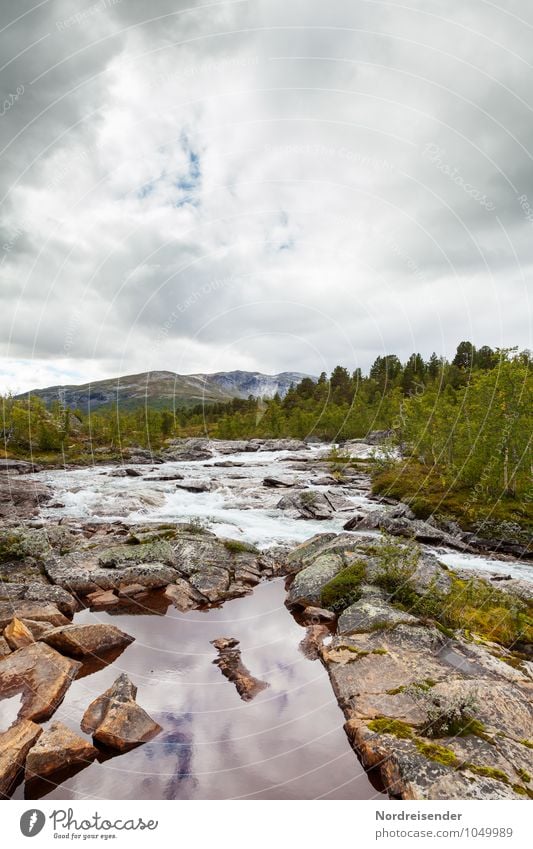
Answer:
189, 567, 230, 602
41, 623, 134, 658
4, 618, 35, 651
212, 460, 245, 467
85, 589, 120, 607
0, 459, 38, 474
277, 490, 335, 520
164, 579, 206, 611
81, 673, 162, 752
25, 720, 98, 780
0, 720, 42, 797
287, 553, 345, 606
301, 606, 337, 624
337, 599, 418, 635
263, 476, 296, 488
174, 480, 212, 493
0, 474, 52, 519
211, 637, 269, 701
0, 601, 70, 631
118, 583, 146, 597
299, 624, 330, 659
0, 642, 81, 722
143, 472, 184, 481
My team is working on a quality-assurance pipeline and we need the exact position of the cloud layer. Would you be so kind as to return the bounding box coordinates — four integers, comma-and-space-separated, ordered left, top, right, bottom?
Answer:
1, 0, 532, 392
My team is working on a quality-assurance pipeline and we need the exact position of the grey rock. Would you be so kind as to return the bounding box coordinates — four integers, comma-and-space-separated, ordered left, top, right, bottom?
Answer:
189, 567, 230, 602
288, 553, 345, 606
338, 598, 418, 635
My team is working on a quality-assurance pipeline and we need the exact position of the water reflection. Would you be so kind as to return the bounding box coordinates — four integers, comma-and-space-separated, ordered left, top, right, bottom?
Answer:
11, 580, 384, 800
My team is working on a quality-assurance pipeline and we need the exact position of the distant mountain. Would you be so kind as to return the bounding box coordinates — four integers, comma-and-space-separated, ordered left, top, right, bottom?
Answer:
19, 369, 314, 412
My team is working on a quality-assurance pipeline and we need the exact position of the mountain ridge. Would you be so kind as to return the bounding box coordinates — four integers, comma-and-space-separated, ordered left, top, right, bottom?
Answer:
17, 369, 314, 412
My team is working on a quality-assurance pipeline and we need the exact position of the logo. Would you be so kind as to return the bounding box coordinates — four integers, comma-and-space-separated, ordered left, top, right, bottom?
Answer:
20, 810, 46, 837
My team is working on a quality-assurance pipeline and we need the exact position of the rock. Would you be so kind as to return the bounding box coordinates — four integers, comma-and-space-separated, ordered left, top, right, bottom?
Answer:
0, 720, 42, 797
263, 476, 296, 488
287, 553, 345, 606
4, 618, 35, 651
143, 472, 184, 481
174, 480, 212, 493
258, 439, 309, 452
0, 601, 70, 631
81, 674, 162, 752
162, 438, 214, 461
0, 636, 11, 658
0, 581, 77, 615
85, 589, 120, 607
301, 606, 337, 624
277, 490, 335, 520
299, 624, 330, 659
41, 623, 134, 658
337, 599, 419, 635
118, 583, 146, 597
108, 468, 128, 477
19, 619, 54, 640
211, 637, 269, 701
164, 580, 206, 611
212, 461, 245, 467
25, 721, 98, 780
345, 510, 471, 552
0, 459, 37, 473
0, 642, 81, 722
0, 474, 51, 519
189, 567, 230, 602
99, 540, 176, 568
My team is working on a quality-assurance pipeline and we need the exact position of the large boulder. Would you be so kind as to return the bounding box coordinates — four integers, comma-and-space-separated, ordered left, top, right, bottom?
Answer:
337, 599, 418, 635
164, 579, 206, 611
0, 474, 51, 519
45, 546, 180, 595
3, 618, 35, 651
0, 581, 77, 615
0, 720, 42, 797
25, 721, 98, 780
288, 553, 345, 606
189, 567, 230, 602
41, 623, 134, 658
161, 438, 213, 461
81, 674, 161, 752
0, 601, 70, 631
277, 490, 335, 520
0, 642, 81, 722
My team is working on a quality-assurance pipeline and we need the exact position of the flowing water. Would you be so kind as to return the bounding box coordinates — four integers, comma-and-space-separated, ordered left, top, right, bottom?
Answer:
10, 443, 531, 800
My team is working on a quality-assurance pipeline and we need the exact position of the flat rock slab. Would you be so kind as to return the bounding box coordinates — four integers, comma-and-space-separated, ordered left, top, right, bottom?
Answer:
337, 599, 418, 635
189, 567, 230, 602
0, 600, 70, 631
25, 720, 98, 780
0, 720, 42, 797
174, 480, 212, 493
41, 624, 134, 658
0, 582, 76, 615
164, 579, 206, 611
263, 476, 296, 488
211, 637, 269, 701
81, 673, 161, 752
45, 554, 180, 595
0, 642, 81, 722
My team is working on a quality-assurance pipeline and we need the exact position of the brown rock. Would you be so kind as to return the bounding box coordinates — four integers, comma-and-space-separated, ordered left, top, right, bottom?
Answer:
20, 619, 54, 640
41, 624, 134, 658
81, 674, 161, 752
86, 589, 120, 607
118, 583, 146, 597
0, 474, 51, 520
0, 720, 42, 797
0, 600, 70, 630
0, 636, 11, 658
25, 720, 98, 780
4, 618, 35, 651
0, 642, 81, 722
299, 624, 330, 660
301, 606, 337, 624
164, 579, 206, 611
211, 637, 269, 701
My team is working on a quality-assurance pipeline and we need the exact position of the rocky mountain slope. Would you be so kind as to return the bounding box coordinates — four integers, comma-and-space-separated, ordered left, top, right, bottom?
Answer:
18, 369, 313, 412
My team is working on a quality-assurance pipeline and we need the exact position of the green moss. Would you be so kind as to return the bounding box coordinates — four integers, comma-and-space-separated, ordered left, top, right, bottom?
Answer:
367, 718, 414, 739
520, 739, 533, 749
320, 560, 367, 612
415, 741, 459, 767
512, 784, 528, 796
372, 648, 388, 655
516, 768, 531, 783
222, 539, 259, 554
464, 764, 510, 784
386, 686, 405, 695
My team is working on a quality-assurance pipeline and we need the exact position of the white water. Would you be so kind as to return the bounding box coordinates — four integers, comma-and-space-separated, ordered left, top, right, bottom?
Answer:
30, 445, 533, 581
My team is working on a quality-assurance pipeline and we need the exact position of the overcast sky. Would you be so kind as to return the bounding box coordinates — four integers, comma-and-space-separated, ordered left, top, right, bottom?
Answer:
0, 0, 532, 392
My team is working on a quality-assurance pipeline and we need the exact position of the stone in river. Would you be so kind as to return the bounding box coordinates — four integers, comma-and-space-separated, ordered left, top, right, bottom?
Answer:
41, 623, 134, 658
81, 673, 161, 752
0, 720, 42, 797
25, 720, 98, 780
211, 637, 269, 701
0, 642, 81, 722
